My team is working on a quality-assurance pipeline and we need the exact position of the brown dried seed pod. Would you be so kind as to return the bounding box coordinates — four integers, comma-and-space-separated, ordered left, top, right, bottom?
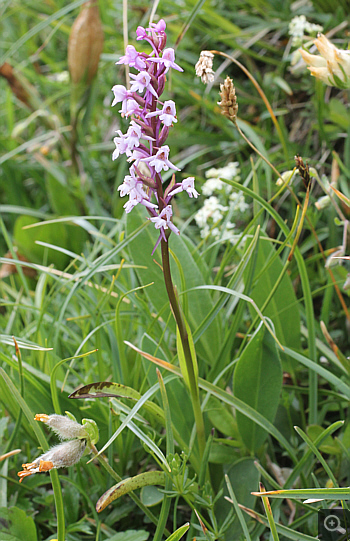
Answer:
295, 155, 310, 190
0, 63, 32, 108
68, 0, 104, 85
218, 76, 238, 122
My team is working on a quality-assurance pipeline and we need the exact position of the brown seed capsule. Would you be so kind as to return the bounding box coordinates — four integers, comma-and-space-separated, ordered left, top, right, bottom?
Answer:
295, 155, 310, 190
68, 0, 104, 85
0, 62, 32, 108
217, 76, 238, 122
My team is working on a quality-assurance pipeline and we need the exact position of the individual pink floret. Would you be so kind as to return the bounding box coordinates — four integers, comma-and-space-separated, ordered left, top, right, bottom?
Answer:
146, 100, 177, 126
116, 45, 147, 71
143, 145, 180, 173
150, 205, 180, 235
130, 71, 158, 97
169, 177, 199, 198
112, 131, 131, 160
148, 48, 183, 73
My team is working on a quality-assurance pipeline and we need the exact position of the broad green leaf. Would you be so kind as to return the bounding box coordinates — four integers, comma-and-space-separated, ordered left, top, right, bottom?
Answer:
140, 485, 164, 507
209, 443, 240, 464
108, 531, 149, 541
245, 237, 301, 350
216, 457, 260, 540
14, 215, 69, 269
126, 206, 221, 362
233, 321, 283, 452
0, 506, 37, 541
13, 214, 87, 269
96, 471, 165, 512
329, 98, 350, 130
207, 396, 239, 438
45, 170, 81, 216
307, 425, 341, 455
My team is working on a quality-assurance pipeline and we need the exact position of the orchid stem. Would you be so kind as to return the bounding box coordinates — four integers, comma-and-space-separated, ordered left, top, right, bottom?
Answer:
160, 238, 206, 462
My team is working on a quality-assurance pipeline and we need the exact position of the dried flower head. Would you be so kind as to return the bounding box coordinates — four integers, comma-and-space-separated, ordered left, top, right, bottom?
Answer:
295, 155, 310, 190
17, 412, 99, 482
18, 439, 87, 482
35, 413, 88, 440
299, 33, 350, 89
218, 76, 238, 122
195, 51, 215, 84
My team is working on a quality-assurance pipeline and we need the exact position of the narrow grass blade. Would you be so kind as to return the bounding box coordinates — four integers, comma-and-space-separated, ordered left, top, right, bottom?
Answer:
225, 474, 252, 541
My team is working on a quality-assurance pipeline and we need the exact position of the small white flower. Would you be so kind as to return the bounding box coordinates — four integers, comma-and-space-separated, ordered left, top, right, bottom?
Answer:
118, 168, 138, 197
289, 15, 323, 46
112, 85, 130, 114
202, 178, 224, 196
124, 99, 142, 118
125, 121, 142, 150
182, 177, 199, 198
229, 192, 249, 213
195, 196, 227, 228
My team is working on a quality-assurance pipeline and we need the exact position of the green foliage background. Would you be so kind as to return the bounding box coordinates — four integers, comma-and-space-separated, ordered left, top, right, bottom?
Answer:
1, 1, 350, 541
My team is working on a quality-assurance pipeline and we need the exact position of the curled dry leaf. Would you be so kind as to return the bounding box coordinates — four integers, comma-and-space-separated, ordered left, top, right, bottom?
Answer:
68, 0, 104, 85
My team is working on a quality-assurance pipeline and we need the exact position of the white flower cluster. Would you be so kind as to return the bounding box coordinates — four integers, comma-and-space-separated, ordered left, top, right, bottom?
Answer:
288, 15, 323, 46
194, 162, 249, 243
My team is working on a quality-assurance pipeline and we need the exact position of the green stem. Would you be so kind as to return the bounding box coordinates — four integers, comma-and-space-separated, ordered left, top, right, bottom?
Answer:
160, 238, 206, 460
50, 469, 65, 541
